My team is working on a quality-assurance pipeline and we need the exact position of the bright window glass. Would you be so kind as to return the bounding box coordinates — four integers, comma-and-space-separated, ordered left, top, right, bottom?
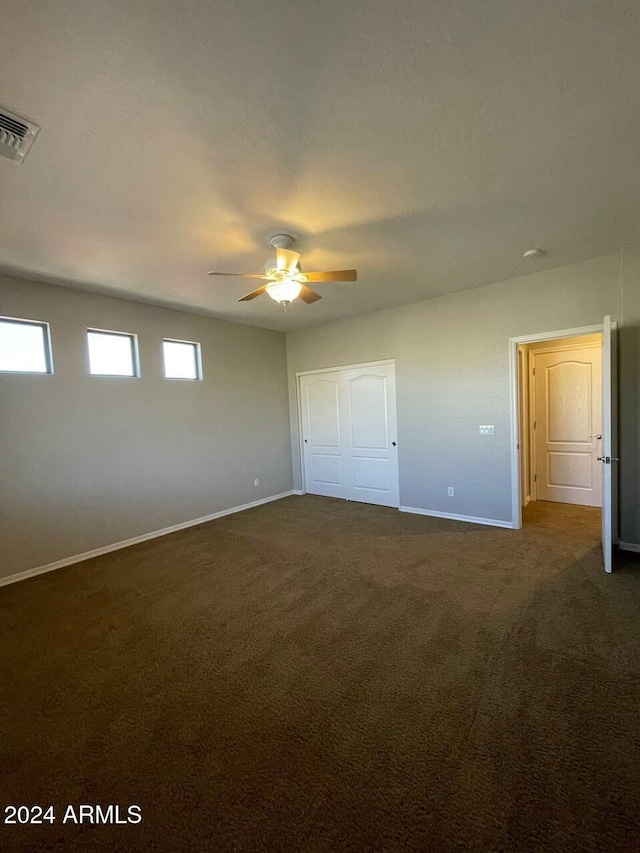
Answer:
87, 330, 137, 377
163, 339, 201, 380
0, 318, 51, 373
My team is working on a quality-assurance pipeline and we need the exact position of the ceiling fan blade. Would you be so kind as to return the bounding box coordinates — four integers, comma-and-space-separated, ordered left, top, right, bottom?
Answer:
301, 269, 358, 282
238, 285, 268, 302
299, 285, 322, 304
276, 247, 301, 273
208, 272, 269, 279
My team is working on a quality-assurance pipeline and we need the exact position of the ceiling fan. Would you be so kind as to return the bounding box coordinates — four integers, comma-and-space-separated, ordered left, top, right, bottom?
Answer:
208, 234, 357, 306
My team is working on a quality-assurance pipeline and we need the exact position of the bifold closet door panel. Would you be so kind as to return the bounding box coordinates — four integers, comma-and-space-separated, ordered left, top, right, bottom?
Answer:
300, 372, 346, 498
342, 364, 399, 508
300, 363, 399, 508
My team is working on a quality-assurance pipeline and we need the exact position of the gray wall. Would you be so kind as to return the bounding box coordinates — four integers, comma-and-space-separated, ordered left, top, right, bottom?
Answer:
2, 250, 637, 582
619, 248, 640, 546
0, 274, 293, 579
286, 254, 638, 536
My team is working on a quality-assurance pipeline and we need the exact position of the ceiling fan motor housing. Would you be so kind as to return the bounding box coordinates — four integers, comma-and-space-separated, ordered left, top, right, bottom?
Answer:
265, 235, 299, 278
264, 257, 302, 278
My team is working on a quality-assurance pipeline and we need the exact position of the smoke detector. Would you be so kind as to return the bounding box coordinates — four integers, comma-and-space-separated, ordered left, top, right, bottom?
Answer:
0, 106, 40, 163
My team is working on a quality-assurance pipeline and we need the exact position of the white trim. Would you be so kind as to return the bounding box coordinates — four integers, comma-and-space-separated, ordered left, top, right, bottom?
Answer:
509, 323, 605, 531
619, 541, 640, 553
293, 489, 305, 495
0, 491, 296, 589
295, 358, 394, 379
399, 505, 514, 529
527, 340, 602, 356
528, 349, 537, 501
510, 324, 604, 347
295, 372, 308, 495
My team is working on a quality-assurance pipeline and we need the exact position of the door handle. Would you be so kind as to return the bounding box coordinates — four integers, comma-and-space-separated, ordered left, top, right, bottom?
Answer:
392, 441, 397, 447
597, 456, 620, 463
591, 434, 602, 440
304, 439, 308, 444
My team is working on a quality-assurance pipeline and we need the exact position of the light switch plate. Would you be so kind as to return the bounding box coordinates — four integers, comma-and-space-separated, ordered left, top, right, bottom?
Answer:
479, 425, 495, 435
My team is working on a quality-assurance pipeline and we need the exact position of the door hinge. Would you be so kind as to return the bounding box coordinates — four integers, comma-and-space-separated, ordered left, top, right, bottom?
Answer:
534, 474, 537, 482
533, 367, 536, 376
533, 420, 536, 429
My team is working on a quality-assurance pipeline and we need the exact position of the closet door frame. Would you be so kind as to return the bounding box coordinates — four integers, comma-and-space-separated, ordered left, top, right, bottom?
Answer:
296, 359, 398, 502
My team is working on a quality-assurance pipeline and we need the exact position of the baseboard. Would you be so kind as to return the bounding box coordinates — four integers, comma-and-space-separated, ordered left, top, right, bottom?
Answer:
0, 491, 296, 589
293, 489, 305, 496
619, 541, 640, 553
524, 495, 531, 507
399, 505, 514, 529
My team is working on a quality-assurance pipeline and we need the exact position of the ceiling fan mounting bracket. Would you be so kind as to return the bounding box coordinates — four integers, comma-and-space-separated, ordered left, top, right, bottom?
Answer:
269, 233, 295, 251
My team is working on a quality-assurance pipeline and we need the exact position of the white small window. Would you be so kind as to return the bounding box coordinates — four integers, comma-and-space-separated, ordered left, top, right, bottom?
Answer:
87, 329, 139, 377
0, 317, 53, 374
162, 339, 202, 380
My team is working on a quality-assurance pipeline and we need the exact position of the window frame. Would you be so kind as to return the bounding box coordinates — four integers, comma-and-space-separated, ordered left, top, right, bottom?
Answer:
162, 337, 203, 381
0, 315, 54, 375
86, 327, 140, 378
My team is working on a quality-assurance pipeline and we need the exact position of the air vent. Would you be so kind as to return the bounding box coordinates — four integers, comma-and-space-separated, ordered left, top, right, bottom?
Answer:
0, 106, 40, 163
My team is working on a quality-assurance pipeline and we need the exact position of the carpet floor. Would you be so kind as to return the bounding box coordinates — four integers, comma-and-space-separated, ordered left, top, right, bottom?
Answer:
1, 496, 640, 852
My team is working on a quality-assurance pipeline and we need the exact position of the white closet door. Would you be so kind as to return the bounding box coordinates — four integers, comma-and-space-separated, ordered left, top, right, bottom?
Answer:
342, 364, 399, 507
300, 362, 399, 508
300, 372, 345, 498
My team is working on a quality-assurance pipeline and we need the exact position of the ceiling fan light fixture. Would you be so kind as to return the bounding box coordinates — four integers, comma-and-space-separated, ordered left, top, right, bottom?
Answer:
209, 236, 357, 306
266, 279, 303, 305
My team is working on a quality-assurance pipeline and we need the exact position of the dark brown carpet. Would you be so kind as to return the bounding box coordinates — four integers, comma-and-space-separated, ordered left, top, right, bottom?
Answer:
2, 497, 640, 852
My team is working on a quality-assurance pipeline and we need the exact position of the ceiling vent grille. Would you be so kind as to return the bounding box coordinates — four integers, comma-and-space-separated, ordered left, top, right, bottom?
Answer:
0, 106, 40, 163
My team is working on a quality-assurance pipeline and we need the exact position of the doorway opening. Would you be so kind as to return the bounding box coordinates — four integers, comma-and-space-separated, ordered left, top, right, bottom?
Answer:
518, 332, 603, 514
509, 318, 617, 573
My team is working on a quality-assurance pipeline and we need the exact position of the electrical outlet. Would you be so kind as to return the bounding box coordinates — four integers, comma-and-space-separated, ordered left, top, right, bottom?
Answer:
254, 478, 259, 487
448, 487, 454, 497
479, 425, 495, 435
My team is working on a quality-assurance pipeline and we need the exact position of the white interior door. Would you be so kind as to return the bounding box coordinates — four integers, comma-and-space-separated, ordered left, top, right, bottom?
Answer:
533, 345, 602, 506
300, 362, 399, 508
343, 364, 399, 508
300, 372, 345, 499
601, 316, 617, 573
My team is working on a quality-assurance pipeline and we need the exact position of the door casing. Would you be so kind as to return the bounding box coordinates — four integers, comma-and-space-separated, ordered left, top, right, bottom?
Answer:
509, 323, 613, 532
530, 341, 602, 506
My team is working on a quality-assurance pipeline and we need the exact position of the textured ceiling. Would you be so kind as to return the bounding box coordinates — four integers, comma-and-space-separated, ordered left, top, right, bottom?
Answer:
0, 0, 639, 330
